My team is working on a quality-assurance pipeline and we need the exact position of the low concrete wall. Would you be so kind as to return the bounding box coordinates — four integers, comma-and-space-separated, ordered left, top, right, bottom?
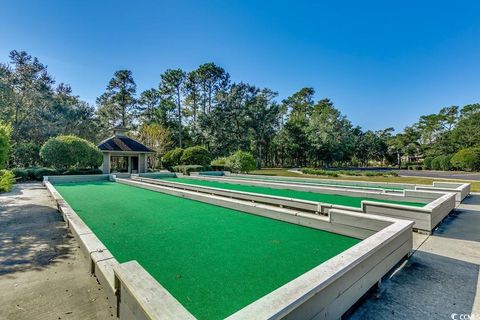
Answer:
43, 174, 110, 184
227, 210, 413, 320
46, 178, 413, 320
230, 173, 417, 190
415, 181, 470, 204
138, 175, 455, 233
114, 261, 195, 320
228, 173, 471, 203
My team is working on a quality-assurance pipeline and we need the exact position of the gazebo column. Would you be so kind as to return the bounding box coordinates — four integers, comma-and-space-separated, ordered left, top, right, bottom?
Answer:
127, 155, 132, 173
102, 152, 111, 174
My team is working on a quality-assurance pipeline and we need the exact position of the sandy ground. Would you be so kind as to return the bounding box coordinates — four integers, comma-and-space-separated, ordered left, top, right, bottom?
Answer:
349, 193, 480, 319
0, 183, 113, 320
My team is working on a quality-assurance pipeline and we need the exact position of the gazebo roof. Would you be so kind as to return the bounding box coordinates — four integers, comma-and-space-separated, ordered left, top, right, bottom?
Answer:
97, 128, 155, 153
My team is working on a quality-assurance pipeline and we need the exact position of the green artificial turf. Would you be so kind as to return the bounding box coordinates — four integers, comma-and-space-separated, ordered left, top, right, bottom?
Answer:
164, 177, 426, 208
54, 181, 360, 320
222, 175, 404, 191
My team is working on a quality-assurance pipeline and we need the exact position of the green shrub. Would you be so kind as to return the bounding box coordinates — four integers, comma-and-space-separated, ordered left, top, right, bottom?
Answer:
0, 170, 15, 192
0, 122, 12, 169
63, 168, 103, 175
11, 142, 41, 168
225, 151, 256, 173
11, 168, 29, 182
40, 135, 102, 170
25, 167, 40, 180
162, 148, 184, 168
211, 157, 227, 170
180, 146, 211, 166
451, 148, 480, 171
440, 155, 452, 171
423, 156, 434, 170
33, 168, 60, 180
431, 155, 451, 171
301, 168, 339, 177
431, 156, 442, 170
172, 165, 206, 175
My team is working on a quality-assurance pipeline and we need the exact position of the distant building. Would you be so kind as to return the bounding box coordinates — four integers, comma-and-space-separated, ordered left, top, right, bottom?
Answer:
97, 126, 155, 174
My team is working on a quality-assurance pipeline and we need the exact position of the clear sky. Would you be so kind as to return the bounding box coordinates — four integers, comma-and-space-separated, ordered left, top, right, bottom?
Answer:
1, 1, 479, 131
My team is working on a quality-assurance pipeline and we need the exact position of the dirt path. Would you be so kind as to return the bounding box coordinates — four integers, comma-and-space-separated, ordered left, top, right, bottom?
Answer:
0, 183, 113, 320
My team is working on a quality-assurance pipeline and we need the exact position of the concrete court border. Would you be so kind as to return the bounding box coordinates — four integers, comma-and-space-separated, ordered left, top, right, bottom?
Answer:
44, 175, 413, 320
224, 173, 470, 204
135, 173, 455, 233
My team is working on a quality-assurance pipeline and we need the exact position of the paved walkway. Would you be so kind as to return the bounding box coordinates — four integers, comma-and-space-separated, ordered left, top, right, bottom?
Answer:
349, 193, 480, 319
395, 170, 480, 181
0, 183, 113, 320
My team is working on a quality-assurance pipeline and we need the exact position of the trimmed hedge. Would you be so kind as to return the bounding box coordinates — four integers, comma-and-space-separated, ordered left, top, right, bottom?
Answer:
301, 168, 339, 177
180, 146, 212, 166
301, 168, 399, 177
451, 148, 480, 171
431, 155, 451, 171
40, 135, 102, 170
11, 167, 102, 181
210, 157, 227, 171
172, 165, 208, 175
162, 148, 184, 168
225, 151, 256, 173
423, 156, 434, 170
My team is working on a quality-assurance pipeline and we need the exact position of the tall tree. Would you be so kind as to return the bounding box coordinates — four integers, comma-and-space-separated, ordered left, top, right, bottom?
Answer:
160, 69, 186, 147
97, 70, 137, 128
183, 71, 201, 142
306, 99, 354, 166
138, 88, 160, 123
245, 88, 280, 168
280, 88, 315, 166
196, 63, 230, 114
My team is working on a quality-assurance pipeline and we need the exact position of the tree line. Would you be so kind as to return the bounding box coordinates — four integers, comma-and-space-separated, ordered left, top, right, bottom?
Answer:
1, 50, 479, 171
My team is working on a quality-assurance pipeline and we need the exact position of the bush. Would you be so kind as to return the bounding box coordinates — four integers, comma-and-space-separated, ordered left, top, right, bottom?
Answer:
431, 156, 442, 170
301, 168, 339, 177
11, 168, 29, 182
451, 148, 480, 171
423, 156, 434, 170
180, 146, 211, 166
11, 142, 41, 168
440, 155, 452, 171
0, 122, 12, 169
40, 135, 102, 170
63, 168, 103, 175
32, 168, 60, 180
172, 165, 206, 175
225, 151, 256, 173
0, 170, 15, 192
162, 148, 184, 168
431, 155, 451, 171
211, 157, 227, 170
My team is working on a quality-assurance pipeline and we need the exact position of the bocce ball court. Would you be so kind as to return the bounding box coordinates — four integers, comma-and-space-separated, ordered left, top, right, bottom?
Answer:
46, 175, 414, 320
158, 176, 426, 208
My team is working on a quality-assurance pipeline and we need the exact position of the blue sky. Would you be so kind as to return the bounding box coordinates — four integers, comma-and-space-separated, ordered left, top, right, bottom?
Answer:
1, 1, 479, 131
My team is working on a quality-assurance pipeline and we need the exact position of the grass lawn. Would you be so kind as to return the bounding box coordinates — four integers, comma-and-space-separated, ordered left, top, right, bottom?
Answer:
250, 168, 480, 192
54, 181, 360, 320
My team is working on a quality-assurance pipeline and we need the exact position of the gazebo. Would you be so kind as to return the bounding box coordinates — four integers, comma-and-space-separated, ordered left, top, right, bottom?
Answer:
97, 126, 155, 174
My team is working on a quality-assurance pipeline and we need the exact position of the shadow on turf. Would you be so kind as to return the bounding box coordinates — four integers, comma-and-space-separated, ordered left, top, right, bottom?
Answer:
0, 199, 73, 276
347, 250, 479, 320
